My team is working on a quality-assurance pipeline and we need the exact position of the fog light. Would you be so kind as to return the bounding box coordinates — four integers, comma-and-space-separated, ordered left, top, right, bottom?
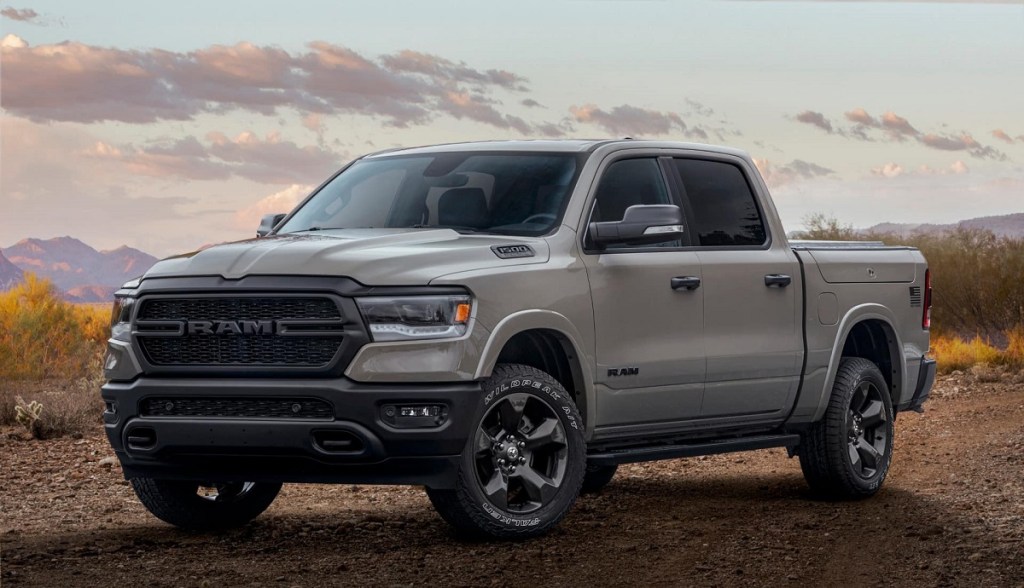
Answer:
401, 406, 439, 418
104, 352, 118, 370
381, 404, 448, 428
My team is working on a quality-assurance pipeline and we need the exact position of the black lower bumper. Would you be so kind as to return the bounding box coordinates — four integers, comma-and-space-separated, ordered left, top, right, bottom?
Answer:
101, 377, 482, 489
906, 356, 937, 413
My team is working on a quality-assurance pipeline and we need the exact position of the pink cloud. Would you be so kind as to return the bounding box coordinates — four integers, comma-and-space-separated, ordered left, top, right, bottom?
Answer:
87, 131, 344, 184
991, 129, 1015, 144
570, 104, 701, 137
795, 111, 833, 133
754, 158, 834, 188
0, 37, 537, 130
234, 184, 313, 231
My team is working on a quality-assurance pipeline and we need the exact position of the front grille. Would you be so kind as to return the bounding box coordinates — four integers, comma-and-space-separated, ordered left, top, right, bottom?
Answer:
141, 397, 334, 420
138, 297, 341, 321
136, 296, 344, 368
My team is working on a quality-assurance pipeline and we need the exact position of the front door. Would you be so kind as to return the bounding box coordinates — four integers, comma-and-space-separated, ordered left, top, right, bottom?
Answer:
580, 156, 706, 434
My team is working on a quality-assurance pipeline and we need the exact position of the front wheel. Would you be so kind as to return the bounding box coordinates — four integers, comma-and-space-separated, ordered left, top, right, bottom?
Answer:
799, 357, 894, 499
426, 363, 586, 539
130, 478, 282, 531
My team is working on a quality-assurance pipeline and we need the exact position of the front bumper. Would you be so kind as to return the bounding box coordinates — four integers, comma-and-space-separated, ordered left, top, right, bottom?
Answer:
102, 376, 482, 489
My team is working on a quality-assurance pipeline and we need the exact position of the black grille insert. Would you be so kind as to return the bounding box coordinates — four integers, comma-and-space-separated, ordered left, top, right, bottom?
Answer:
141, 397, 334, 420
136, 296, 345, 368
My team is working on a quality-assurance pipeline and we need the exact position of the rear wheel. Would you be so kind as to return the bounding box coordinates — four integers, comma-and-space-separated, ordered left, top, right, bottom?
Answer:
426, 363, 586, 539
131, 478, 281, 531
799, 357, 894, 499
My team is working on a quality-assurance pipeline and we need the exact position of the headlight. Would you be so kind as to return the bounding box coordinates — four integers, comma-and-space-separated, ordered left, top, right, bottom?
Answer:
356, 295, 472, 342
110, 296, 135, 340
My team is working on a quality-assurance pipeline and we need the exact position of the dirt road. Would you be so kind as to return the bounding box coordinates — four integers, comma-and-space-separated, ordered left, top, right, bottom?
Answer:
2, 373, 1022, 587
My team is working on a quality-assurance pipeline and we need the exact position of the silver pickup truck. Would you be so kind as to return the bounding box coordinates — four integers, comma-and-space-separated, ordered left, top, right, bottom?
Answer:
101, 140, 935, 539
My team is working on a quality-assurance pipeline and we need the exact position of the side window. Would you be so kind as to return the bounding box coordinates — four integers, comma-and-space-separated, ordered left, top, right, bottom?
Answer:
674, 159, 767, 247
589, 158, 678, 249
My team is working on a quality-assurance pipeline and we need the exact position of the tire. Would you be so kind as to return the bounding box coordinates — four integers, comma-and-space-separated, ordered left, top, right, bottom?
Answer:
799, 357, 895, 499
130, 478, 282, 531
581, 462, 618, 494
426, 363, 586, 540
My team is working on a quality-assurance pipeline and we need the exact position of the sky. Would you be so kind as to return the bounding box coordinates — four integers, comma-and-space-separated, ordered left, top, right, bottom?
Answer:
1, 0, 1023, 257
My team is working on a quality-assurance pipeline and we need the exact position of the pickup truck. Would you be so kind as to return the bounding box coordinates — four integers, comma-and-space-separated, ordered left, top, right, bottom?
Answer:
101, 140, 936, 539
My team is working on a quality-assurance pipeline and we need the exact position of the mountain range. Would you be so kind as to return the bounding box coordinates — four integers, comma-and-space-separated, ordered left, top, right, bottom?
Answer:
864, 213, 1024, 239
2, 237, 158, 302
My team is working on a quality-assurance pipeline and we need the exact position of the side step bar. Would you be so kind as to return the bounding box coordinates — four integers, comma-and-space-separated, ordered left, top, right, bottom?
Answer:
587, 433, 801, 466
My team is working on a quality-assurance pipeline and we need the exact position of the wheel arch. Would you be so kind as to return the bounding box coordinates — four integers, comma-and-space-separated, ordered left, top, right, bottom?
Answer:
813, 304, 906, 422
475, 310, 594, 435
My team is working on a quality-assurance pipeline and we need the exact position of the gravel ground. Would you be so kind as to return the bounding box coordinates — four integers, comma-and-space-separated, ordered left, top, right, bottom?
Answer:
2, 373, 1022, 587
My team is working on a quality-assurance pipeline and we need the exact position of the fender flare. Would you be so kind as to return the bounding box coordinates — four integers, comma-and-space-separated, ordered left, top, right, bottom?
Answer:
812, 303, 906, 422
474, 309, 596, 434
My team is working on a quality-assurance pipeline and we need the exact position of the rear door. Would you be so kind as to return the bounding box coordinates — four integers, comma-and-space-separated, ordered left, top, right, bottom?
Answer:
580, 156, 706, 434
669, 156, 802, 421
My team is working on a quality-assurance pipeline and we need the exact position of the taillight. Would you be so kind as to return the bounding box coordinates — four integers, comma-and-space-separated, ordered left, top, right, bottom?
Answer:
922, 268, 932, 329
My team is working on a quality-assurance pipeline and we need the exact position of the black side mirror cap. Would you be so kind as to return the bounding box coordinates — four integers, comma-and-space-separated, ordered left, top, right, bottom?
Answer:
588, 204, 684, 247
257, 213, 287, 237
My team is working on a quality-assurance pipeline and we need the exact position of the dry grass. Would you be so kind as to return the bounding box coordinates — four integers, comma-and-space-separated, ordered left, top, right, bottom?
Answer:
930, 330, 1024, 374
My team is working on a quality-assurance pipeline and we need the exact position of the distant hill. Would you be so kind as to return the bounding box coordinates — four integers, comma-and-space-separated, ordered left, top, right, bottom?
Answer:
0, 251, 24, 290
865, 213, 1024, 239
2, 237, 158, 302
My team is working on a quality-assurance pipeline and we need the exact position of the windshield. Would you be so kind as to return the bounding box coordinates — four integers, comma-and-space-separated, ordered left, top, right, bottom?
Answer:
278, 152, 581, 236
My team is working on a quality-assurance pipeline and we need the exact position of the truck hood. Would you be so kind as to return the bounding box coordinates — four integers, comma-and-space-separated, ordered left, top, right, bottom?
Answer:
142, 229, 550, 286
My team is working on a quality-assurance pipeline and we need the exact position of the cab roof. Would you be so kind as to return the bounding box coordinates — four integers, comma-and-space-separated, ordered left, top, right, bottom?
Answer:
364, 139, 750, 159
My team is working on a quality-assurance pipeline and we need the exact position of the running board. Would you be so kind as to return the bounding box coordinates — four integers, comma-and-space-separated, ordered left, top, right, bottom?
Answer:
587, 434, 801, 466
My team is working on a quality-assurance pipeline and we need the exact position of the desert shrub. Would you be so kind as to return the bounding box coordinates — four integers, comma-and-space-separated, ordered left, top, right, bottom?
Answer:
0, 377, 103, 439
0, 274, 108, 380
931, 334, 1002, 373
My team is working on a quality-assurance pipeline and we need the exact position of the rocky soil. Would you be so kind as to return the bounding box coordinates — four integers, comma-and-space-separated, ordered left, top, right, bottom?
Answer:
2, 373, 1022, 587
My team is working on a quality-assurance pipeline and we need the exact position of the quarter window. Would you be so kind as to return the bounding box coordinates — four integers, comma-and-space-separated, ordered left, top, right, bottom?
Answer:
674, 159, 767, 247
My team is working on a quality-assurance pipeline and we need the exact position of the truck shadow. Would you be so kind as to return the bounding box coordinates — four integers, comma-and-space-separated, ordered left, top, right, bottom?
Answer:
6, 471, 1015, 586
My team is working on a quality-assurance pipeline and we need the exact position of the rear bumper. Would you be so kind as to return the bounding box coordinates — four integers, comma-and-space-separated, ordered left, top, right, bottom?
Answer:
905, 356, 936, 413
101, 376, 482, 489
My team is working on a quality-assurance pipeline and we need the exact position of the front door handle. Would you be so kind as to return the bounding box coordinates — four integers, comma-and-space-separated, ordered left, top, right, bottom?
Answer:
671, 276, 701, 291
765, 274, 792, 288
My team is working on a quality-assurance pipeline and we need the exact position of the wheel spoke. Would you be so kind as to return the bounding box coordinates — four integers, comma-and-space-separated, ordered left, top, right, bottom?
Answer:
516, 465, 558, 504
860, 400, 886, 428
856, 438, 881, 470
852, 383, 870, 413
848, 442, 861, 470
524, 417, 565, 450
497, 396, 527, 433
475, 427, 497, 455
482, 471, 508, 509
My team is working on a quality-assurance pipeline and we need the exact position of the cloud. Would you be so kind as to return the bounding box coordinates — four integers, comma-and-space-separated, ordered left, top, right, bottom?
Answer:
87, 131, 344, 184
992, 129, 1017, 144
795, 111, 834, 133
234, 184, 313, 231
1, 7, 40, 23
0, 37, 538, 130
753, 158, 835, 188
570, 103, 714, 138
521, 98, 543, 108
793, 106, 1007, 160
870, 160, 969, 177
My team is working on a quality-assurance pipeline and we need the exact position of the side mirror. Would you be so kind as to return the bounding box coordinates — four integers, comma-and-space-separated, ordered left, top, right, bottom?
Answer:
257, 213, 287, 237
588, 204, 684, 248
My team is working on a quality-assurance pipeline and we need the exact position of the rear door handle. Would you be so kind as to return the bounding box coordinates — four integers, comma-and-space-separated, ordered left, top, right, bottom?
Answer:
671, 276, 701, 291
764, 274, 792, 287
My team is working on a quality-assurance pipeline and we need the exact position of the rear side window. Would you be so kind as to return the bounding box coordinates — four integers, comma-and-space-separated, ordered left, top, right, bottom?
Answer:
674, 159, 767, 247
